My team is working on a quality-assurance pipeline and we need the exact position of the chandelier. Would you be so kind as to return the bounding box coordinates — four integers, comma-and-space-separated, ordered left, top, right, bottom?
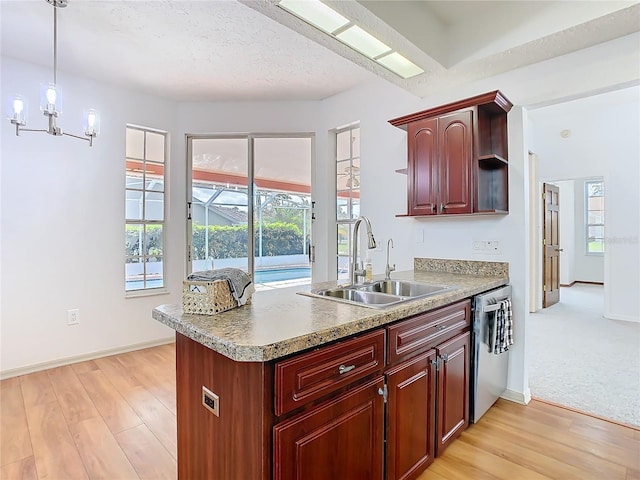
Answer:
8, 0, 100, 146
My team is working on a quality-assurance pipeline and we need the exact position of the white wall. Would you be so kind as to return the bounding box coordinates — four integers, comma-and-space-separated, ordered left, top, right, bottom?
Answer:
530, 86, 640, 321
1, 58, 178, 374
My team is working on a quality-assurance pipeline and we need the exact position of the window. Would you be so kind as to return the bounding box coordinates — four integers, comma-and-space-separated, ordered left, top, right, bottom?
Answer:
585, 180, 604, 255
125, 126, 167, 292
188, 135, 313, 290
336, 125, 360, 280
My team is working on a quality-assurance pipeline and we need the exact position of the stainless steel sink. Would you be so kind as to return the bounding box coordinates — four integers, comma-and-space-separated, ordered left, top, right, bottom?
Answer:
356, 280, 450, 297
312, 288, 404, 307
306, 280, 452, 309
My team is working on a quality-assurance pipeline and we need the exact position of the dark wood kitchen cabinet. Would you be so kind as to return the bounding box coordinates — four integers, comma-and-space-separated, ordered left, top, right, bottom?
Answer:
385, 300, 470, 480
406, 111, 473, 215
385, 350, 437, 480
273, 329, 386, 480
435, 331, 470, 455
273, 376, 385, 480
390, 90, 513, 216
174, 300, 472, 480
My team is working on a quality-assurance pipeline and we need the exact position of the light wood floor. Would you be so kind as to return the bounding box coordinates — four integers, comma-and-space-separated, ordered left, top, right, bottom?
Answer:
2, 343, 639, 480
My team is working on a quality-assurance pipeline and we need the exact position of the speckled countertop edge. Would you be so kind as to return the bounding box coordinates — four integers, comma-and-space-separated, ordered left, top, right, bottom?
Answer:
153, 260, 509, 363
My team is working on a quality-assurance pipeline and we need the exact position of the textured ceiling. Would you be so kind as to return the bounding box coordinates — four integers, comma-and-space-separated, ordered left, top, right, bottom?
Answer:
1, 0, 639, 102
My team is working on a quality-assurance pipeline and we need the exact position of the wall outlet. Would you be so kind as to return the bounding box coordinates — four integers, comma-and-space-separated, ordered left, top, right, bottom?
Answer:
202, 386, 219, 416
472, 239, 503, 255
67, 309, 80, 326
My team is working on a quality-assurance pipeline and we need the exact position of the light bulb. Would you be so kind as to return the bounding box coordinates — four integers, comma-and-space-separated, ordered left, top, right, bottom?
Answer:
40, 83, 61, 114
83, 109, 100, 137
46, 86, 57, 105
13, 97, 24, 115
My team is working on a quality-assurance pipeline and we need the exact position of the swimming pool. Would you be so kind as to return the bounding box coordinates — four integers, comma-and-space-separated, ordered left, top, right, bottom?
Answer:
254, 266, 311, 283
126, 266, 311, 291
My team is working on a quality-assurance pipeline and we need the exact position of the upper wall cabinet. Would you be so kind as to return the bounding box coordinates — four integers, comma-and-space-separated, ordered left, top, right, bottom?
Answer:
389, 91, 513, 217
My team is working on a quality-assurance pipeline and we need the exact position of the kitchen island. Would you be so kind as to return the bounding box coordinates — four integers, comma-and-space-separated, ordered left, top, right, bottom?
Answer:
153, 258, 508, 479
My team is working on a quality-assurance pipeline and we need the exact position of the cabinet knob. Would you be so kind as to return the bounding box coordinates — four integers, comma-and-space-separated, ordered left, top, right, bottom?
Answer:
441, 203, 446, 211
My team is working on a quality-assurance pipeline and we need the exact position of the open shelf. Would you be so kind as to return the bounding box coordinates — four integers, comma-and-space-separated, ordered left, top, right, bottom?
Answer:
477, 161, 508, 212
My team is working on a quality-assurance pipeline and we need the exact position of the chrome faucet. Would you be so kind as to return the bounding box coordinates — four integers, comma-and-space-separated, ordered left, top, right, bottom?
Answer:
350, 216, 377, 285
385, 238, 396, 280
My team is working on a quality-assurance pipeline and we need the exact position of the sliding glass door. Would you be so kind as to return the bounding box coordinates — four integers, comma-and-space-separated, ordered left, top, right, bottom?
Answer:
187, 134, 313, 289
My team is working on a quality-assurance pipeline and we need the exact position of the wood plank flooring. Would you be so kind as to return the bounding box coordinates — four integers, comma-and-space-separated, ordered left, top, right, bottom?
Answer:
2, 343, 638, 479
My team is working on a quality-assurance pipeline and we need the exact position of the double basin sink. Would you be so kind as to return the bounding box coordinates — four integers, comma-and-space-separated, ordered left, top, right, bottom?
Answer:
308, 279, 452, 309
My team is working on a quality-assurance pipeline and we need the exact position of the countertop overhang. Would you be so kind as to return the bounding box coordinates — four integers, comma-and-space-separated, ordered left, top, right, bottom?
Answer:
152, 267, 508, 363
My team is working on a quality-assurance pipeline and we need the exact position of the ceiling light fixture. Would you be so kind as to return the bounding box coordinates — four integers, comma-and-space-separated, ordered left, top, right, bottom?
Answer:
7, 0, 100, 146
278, 0, 424, 79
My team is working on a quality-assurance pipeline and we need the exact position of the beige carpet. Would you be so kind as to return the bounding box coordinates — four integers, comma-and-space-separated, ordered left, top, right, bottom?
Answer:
528, 284, 640, 427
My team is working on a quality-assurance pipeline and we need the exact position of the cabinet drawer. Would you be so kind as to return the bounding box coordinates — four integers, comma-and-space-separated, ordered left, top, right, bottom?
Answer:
388, 300, 470, 365
275, 329, 385, 416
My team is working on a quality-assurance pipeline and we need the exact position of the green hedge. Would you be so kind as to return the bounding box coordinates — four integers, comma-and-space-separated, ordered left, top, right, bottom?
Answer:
126, 222, 305, 259
192, 222, 304, 259
125, 225, 163, 258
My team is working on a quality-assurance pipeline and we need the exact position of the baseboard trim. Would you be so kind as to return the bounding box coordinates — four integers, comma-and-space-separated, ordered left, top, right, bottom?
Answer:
0, 336, 176, 380
500, 388, 531, 405
532, 396, 640, 431
604, 312, 640, 323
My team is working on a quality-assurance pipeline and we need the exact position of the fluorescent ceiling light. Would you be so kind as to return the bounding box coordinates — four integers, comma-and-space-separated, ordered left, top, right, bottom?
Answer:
377, 52, 425, 79
336, 25, 391, 59
277, 0, 424, 79
278, 0, 349, 34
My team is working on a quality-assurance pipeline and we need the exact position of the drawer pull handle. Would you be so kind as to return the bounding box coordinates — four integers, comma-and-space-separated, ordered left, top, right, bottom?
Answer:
338, 364, 356, 375
435, 324, 447, 331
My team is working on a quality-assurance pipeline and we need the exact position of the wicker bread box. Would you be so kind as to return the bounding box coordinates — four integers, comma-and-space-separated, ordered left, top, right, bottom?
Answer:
182, 279, 251, 315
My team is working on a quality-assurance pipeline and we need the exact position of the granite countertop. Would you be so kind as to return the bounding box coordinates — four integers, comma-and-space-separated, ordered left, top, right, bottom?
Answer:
152, 259, 509, 362
152, 259, 509, 363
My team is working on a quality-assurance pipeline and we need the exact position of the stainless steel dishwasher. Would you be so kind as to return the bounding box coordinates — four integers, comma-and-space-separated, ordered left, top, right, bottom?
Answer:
470, 284, 512, 423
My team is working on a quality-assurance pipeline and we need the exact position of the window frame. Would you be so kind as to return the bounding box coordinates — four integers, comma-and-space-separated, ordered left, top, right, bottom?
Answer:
125, 124, 168, 296
335, 124, 360, 281
585, 179, 604, 256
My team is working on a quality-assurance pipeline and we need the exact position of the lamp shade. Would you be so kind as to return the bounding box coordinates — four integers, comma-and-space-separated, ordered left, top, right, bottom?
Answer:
7, 95, 28, 125
40, 83, 61, 114
83, 109, 100, 136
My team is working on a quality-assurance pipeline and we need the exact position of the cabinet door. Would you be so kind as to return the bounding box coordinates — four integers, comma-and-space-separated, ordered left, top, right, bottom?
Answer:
438, 111, 473, 214
407, 117, 438, 216
274, 376, 385, 480
436, 331, 470, 455
386, 350, 437, 480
